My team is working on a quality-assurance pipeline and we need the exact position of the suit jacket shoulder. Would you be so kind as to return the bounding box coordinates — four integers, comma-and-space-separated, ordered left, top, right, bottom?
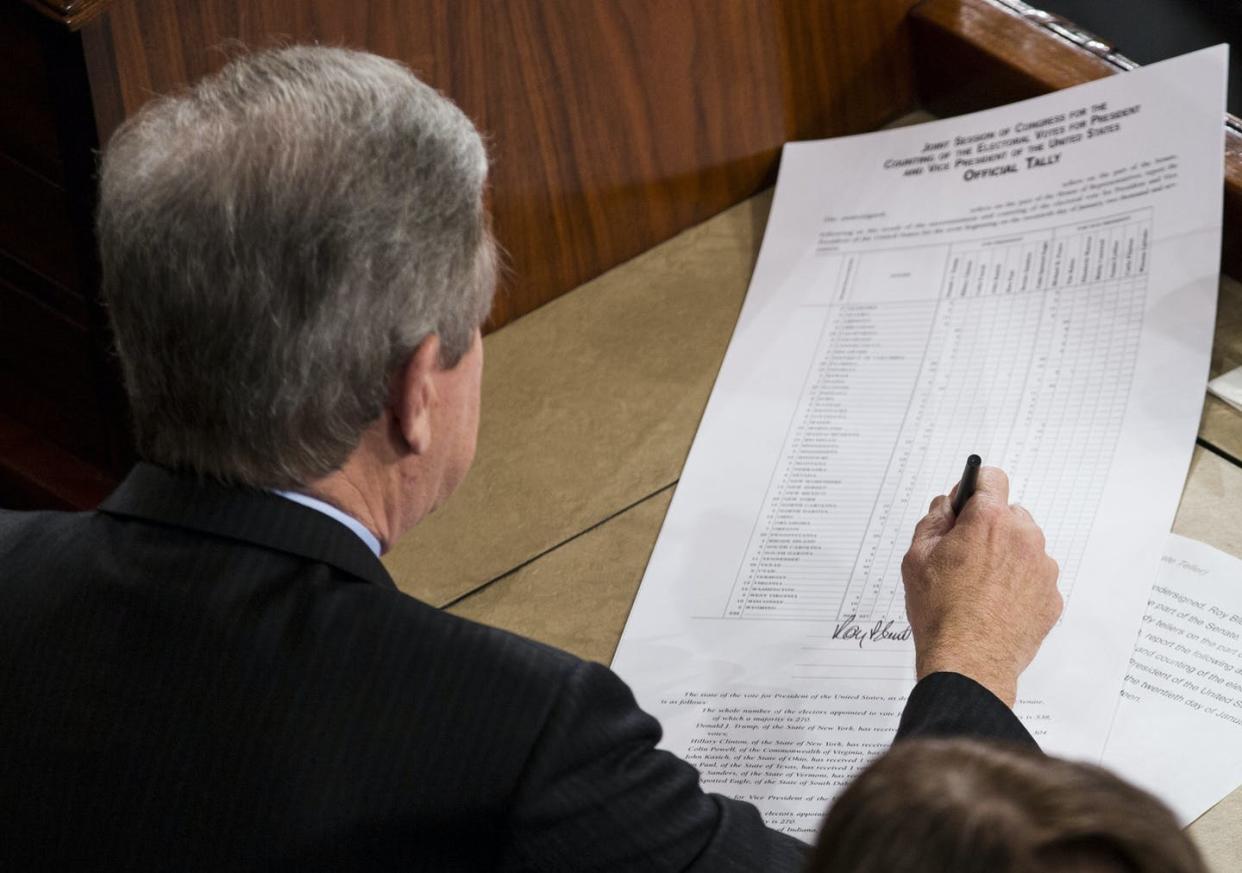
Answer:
0, 465, 808, 872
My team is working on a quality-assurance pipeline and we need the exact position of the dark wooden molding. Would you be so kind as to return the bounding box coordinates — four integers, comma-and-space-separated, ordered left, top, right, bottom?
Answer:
910, 0, 1242, 280
0, 0, 131, 509
0, 409, 116, 509
80, 10, 126, 146
19, 0, 116, 30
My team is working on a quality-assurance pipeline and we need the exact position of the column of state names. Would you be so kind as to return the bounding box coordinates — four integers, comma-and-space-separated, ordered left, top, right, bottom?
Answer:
723, 209, 1151, 624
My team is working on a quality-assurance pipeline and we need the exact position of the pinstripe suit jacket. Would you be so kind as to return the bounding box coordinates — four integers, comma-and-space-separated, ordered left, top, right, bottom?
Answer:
0, 463, 1033, 871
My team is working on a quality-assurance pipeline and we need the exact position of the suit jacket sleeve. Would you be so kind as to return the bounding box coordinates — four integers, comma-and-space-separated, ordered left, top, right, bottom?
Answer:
501, 659, 810, 873
500, 665, 1032, 871
894, 671, 1038, 747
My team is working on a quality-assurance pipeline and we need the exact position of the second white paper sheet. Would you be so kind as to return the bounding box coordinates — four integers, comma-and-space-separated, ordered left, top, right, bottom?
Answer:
1104, 534, 1242, 826
611, 47, 1227, 839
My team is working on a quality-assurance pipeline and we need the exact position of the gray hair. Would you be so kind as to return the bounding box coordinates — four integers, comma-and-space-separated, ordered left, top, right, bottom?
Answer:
98, 45, 496, 489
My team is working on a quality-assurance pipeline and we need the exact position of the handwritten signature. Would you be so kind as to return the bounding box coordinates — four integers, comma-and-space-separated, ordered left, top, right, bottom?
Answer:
831, 614, 913, 648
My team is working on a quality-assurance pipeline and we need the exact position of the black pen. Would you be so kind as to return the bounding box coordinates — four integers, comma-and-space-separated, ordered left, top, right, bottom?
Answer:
950, 454, 982, 516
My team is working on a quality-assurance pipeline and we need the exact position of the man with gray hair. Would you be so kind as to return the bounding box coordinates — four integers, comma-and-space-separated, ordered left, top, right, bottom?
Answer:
0, 46, 1061, 871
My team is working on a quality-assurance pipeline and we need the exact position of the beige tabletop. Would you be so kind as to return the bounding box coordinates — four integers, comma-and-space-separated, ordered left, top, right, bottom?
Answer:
383, 185, 1242, 865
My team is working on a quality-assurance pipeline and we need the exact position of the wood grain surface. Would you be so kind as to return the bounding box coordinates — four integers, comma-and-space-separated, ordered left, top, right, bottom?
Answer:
90, 0, 920, 330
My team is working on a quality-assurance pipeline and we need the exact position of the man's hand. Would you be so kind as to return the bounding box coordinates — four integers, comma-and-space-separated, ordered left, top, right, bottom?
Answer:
901, 466, 1062, 707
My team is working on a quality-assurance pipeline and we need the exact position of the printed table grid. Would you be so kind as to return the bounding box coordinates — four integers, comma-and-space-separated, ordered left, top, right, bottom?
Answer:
723, 211, 1151, 624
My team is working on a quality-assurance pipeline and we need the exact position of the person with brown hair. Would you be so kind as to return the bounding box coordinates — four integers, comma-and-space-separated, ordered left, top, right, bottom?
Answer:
808, 739, 1207, 873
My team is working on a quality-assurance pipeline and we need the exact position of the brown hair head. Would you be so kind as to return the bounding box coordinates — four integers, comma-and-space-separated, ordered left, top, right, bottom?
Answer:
808, 739, 1205, 873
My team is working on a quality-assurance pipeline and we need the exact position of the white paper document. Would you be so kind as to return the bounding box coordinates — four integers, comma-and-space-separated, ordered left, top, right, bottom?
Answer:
1103, 534, 1242, 826
612, 47, 1227, 839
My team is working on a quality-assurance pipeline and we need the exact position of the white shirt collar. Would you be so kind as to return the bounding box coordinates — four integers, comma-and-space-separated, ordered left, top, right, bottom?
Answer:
272, 490, 383, 557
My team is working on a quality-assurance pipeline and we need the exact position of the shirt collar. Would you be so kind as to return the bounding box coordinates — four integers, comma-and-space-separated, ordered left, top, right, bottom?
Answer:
272, 490, 383, 557
99, 463, 394, 590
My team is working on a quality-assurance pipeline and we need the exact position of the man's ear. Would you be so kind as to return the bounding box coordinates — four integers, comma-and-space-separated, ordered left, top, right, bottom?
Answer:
391, 334, 441, 455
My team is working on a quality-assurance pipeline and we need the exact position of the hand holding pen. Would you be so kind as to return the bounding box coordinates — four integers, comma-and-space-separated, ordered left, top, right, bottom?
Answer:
900, 456, 1062, 707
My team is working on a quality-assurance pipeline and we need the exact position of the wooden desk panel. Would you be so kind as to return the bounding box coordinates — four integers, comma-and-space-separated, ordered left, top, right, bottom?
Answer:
88, 0, 920, 330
